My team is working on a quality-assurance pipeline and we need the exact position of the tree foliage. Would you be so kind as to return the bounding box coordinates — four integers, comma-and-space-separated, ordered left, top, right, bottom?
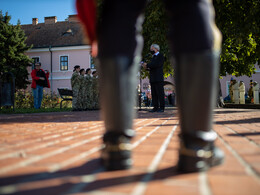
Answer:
142, 0, 260, 77
214, 0, 259, 77
0, 11, 32, 90
96, 0, 259, 78
142, 0, 172, 78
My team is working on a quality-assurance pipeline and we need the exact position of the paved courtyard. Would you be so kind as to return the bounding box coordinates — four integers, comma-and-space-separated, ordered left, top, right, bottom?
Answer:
0, 108, 260, 195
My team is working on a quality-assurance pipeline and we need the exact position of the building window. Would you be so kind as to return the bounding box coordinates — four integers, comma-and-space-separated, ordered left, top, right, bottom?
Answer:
60, 56, 68, 71
32, 57, 39, 70
90, 56, 95, 69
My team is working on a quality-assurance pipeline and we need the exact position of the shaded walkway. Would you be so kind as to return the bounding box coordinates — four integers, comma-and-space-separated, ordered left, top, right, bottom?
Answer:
0, 108, 260, 195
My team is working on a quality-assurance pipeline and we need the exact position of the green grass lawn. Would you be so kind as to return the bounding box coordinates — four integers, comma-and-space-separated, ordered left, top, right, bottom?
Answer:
0, 107, 72, 114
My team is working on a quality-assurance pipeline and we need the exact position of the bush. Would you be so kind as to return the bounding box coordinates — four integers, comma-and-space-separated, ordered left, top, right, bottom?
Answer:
41, 91, 60, 108
60, 99, 72, 108
15, 90, 34, 108
15, 90, 63, 109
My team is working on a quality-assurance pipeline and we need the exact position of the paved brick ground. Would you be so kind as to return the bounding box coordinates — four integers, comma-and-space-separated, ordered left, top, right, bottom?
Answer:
0, 108, 259, 195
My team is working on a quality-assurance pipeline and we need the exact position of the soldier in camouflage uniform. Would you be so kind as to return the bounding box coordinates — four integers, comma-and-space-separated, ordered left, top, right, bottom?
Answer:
71, 65, 81, 111
78, 69, 86, 110
84, 68, 93, 110
92, 71, 99, 110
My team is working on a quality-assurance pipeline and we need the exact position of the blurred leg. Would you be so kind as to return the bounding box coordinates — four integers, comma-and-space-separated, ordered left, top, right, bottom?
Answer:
72, 89, 78, 110
151, 83, 159, 110
151, 82, 165, 111
157, 82, 165, 110
164, 0, 224, 172
38, 86, 43, 108
97, 0, 146, 170
33, 88, 38, 109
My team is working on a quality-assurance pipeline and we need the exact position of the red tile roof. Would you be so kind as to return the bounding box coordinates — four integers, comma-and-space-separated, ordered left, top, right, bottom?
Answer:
21, 19, 89, 48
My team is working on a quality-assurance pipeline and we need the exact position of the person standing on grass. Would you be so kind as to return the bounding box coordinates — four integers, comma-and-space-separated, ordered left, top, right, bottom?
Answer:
71, 65, 81, 111
92, 70, 99, 110
79, 68, 86, 110
31, 62, 50, 109
84, 68, 93, 110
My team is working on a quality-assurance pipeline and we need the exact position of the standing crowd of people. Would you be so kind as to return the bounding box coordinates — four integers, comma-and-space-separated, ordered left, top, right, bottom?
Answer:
71, 65, 99, 111
228, 78, 258, 103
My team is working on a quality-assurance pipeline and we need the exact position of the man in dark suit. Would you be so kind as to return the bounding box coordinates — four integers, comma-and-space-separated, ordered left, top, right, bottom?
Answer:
143, 44, 165, 112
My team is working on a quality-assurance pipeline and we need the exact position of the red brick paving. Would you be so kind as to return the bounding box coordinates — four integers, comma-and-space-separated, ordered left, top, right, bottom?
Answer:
0, 108, 260, 195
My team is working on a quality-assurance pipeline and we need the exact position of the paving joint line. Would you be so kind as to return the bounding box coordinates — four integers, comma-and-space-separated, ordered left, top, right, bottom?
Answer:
86, 190, 128, 195
0, 135, 102, 175
48, 119, 149, 173
224, 125, 260, 148
0, 124, 103, 152
0, 127, 104, 160
199, 172, 212, 195
130, 121, 177, 195
0, 118, 159, 194
217, 125, 260, 182
0, 117, 172, 195
62, 117, 173, 195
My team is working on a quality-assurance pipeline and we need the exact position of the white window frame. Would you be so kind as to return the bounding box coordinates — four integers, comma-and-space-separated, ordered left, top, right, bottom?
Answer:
60, 55, 69, 71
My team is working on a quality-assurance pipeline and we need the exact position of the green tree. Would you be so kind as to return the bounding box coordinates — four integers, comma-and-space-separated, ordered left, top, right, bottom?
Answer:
95, 0, 172, 78
0, 11, 32, 90
96, 0, 259, 78
214, 0, 259, 77
141, 0, 259, 78
142, 0, 172, 78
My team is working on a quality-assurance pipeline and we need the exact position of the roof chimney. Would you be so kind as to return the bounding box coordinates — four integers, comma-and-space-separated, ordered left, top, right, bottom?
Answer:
68, 15, 78, 23
32, 18, 38, 25
44, 16, 57, 24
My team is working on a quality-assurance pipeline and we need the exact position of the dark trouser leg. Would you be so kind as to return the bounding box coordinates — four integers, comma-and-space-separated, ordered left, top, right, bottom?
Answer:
38, 86, 43, 109
151, 83, 159, 110
151, 82, 165, 111
97, 0, 146, 170
32, 88, 38, 109
157, 82, 165, 110
164, 0, 224, 172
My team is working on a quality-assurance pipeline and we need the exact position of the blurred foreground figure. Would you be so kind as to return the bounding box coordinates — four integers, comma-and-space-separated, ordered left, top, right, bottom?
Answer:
77, 0, 224, 172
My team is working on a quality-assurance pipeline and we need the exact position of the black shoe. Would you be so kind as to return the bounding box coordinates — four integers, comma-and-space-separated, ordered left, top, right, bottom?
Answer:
177, 130, 224, 173
101, 130, 135, 171
149, 108, 158, 112
157, 109, 164, 112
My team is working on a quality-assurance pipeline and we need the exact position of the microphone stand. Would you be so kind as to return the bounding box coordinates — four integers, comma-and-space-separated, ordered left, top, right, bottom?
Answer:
138, 66, 143, 111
